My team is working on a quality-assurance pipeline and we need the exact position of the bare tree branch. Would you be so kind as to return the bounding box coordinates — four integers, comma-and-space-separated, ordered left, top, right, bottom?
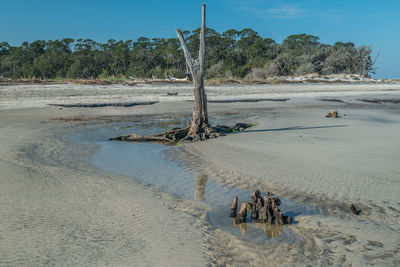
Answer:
175, 28, 195, 75
198, 4, 206, 74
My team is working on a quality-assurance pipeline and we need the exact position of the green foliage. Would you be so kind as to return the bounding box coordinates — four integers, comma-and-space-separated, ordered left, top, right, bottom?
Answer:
0, 29, 375, 80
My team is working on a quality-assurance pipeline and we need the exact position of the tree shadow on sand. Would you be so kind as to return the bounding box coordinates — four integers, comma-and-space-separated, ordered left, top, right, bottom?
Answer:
232, 125, 348, 134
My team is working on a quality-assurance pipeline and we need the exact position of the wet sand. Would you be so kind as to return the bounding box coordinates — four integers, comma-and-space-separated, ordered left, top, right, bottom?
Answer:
0, 107, 209, 266
0, 83, 399, 266
182, 103, 400, 265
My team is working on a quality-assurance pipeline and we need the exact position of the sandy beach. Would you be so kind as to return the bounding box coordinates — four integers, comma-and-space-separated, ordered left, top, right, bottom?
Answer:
1, 83, 399, 266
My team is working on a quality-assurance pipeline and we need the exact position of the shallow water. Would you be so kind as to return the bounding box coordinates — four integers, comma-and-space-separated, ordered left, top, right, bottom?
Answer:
70, 120, 318, 245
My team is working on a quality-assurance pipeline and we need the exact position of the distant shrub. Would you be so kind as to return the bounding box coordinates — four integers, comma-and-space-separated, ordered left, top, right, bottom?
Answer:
295, 55, 315, 75
206, 61, 224, 78
249, 67, 266, 79
166, 68, 185, 79
265, 54, 296, 76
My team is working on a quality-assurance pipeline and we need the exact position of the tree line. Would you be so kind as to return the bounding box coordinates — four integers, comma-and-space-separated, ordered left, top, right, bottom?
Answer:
0, 28, 375, 80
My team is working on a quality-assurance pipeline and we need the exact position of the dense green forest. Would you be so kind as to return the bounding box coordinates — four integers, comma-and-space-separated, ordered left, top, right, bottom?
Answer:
0, 28, 375, 80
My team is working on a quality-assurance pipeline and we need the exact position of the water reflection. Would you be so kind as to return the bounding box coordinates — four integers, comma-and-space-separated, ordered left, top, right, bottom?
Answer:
86, 120, 317, 245
195, 175, 208, 201
232, 219, 283, 238
259, 223, 283, 239
232, 218, 247, 235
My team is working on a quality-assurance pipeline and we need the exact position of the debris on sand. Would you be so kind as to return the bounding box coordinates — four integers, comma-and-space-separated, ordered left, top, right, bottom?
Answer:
229, 190, 293, 225
350, 204, 362, 215
326, 110, 339, 118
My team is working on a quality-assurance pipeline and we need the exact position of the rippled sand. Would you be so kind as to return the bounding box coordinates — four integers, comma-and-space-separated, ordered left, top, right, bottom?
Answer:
179, 103, 400, 265
0, 83, 399, 266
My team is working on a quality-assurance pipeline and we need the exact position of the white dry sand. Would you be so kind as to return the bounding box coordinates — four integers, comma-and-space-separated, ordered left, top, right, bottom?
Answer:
0, 83, 399, 266
1, 82, 400, 109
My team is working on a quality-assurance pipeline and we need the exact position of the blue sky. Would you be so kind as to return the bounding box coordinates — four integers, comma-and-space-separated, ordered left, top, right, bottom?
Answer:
1, 0, 399, 78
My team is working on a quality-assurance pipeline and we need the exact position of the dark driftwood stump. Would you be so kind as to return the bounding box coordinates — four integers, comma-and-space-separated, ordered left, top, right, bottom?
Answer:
232, 190, 293, 225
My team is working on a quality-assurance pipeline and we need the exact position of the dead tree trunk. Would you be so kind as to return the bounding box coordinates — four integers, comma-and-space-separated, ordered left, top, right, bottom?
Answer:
176, 4, 211, 137
109, 5, 255, 143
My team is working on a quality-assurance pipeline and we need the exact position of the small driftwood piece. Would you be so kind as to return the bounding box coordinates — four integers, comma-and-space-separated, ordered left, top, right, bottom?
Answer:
326, 110, 339, 118
232, 190, 293, 225
350, 204, 361, 215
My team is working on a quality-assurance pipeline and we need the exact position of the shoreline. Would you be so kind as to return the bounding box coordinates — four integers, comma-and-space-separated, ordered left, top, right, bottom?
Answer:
1, 74, 399, 87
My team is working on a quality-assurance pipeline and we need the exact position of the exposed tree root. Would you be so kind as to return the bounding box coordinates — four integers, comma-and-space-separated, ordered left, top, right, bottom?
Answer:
109, 123, 255, 144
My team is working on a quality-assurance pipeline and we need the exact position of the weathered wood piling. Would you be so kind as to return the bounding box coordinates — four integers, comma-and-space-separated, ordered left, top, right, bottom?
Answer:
230, 190, 293, 225
236, 203, 248, 224
230, 196, 238, 217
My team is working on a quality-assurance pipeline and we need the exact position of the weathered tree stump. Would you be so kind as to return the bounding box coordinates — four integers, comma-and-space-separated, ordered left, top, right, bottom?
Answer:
250, 190, 260, 221
258, 204, 269, 222
236, 203, 248, 224
231, 190, 293, 226
230, 196, 238, 217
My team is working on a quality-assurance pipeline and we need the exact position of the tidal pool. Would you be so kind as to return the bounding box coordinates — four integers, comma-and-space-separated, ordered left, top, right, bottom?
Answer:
70, 119, 318, 245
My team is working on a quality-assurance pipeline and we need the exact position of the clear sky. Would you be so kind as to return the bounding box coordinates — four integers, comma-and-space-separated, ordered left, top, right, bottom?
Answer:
1, 0, 399, 78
